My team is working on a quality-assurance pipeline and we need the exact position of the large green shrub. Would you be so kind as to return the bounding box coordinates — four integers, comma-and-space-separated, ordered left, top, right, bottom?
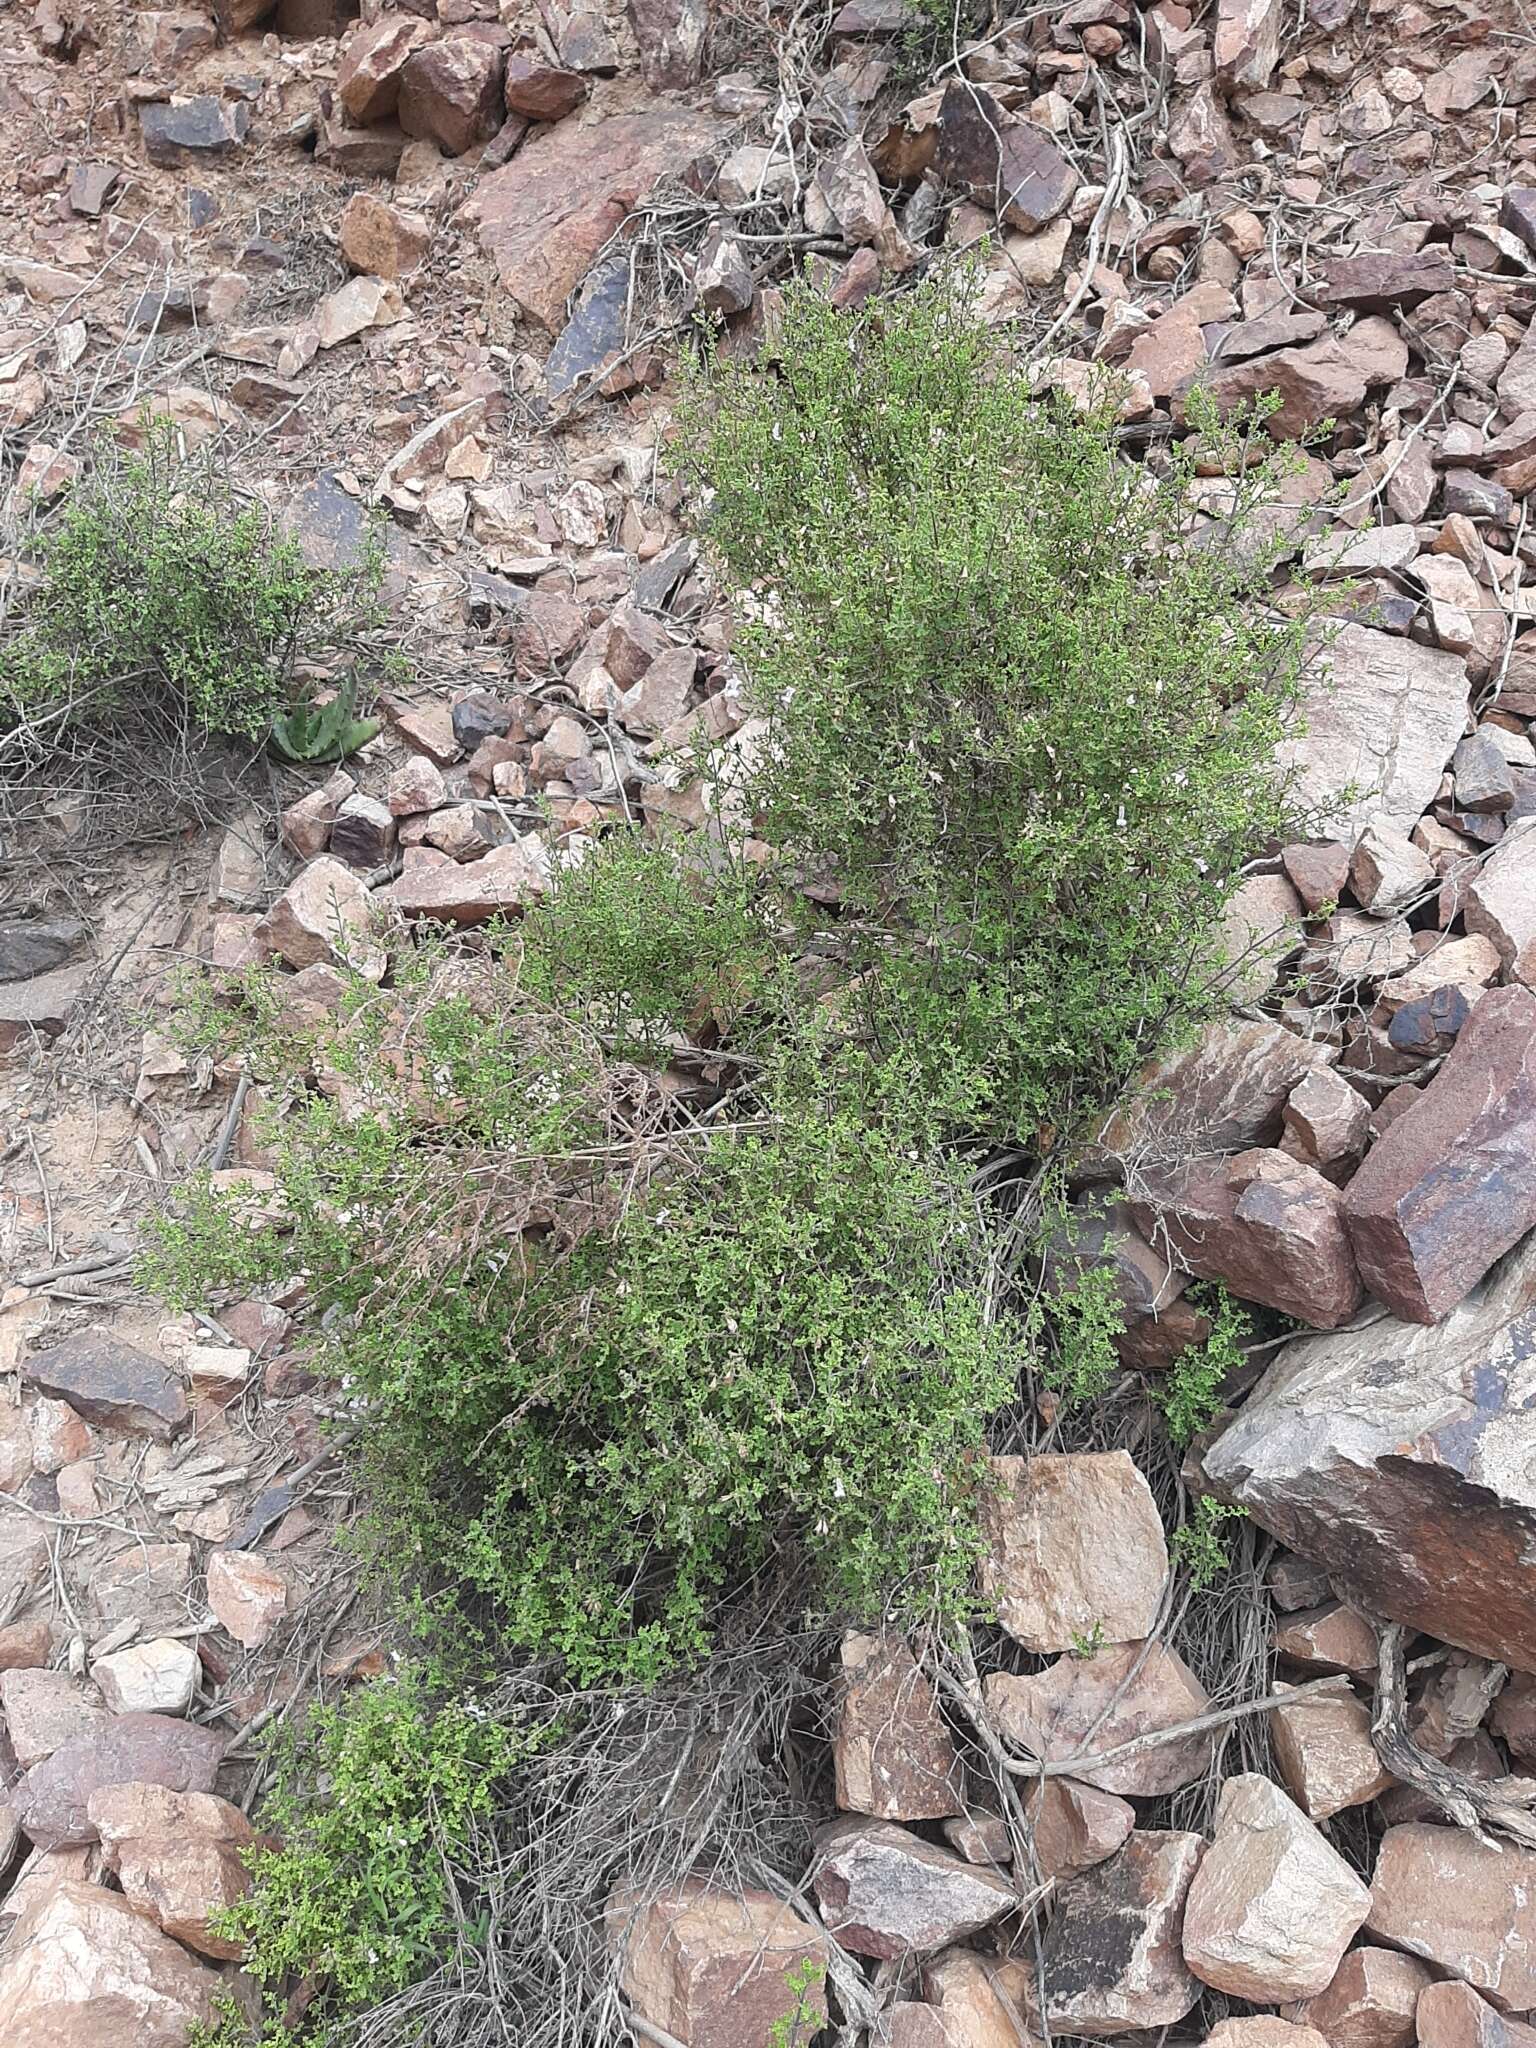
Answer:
679, 274, 1314, 1141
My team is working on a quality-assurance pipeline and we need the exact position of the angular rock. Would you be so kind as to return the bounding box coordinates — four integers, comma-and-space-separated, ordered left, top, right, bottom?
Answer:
1349, 824, 1435, 917
337, 14, 431, 123
257, 856, 386, 981
317, 275, 406, 349
607, 1878, 825, 2048
922, 1948, 1033, 2045
92, 1545, 193, 1633
399, 37, 505, 157
1182, 1773, 1370, 2000
329, 793, 397, 870
979, 1451, 1167, 1652
1341, 986, 1536, 1322
1317, 251, 1457, 314
934, 82, 1078, 232
984, 1642, 1216, 1796
627, 0, 707, 87
1272, 1602, 1378, 1678
1454, 733, 1518, 815
1023, 1776, 1136, 1881
1125, 282, 1237, 401
91, 1639, 199, 1718
1214, 0, 1281, 88
281, 768, 354, 859
386, 839, 550, 923
1041, 1830, 1204, 2036
1099, 1016, 1333, 1162
1210, 2024, 1330, 2048
1216, 871, 1304, 1002
1492, 1671, 1536, 1764
339, 193, 430, 280
1039, 1199, 1199, 1369
1268, 1682, 1393, 1820
1367, 1825, 1536, 2010
1131, 1148, 1362, 1329
206, 1550, 287, 1649
15, 1714, 226, 1852
1278, 840, 1352, 915
1283, 1945, 1431, 2048
834, 1632, 960, 1821
1416, 1980, 1536, 2048
24, 1332, 187, 1441
1280, 1069, 1371, 1183
1467, 820, 1536, 986
1206, 1230, 1536, 1667
0, 1881, 219, 2047
811, 1818, 1015, 1959
807, 138, 888, 246
1276, 625, 1468, 846
140, 98, 248, 168
89, 1784, 260, 1961
0, 918, 85, 983
473, 105, 723, 332
503, 55, 588, 120
1196, 339, 1369, 439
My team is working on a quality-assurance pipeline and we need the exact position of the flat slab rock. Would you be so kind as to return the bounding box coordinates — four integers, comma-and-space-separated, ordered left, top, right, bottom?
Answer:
1098, 1015, 1334, 1163
983, 1641, 1217, 1796
471, 104, 725, 332
1340, 986, 1536, 1323
24, 1330, 188, 1441
1204, 1230, 1536, 1670
1041, 1829, 1204, 2036
810, 1817, 1015, 1959
978, 1451, 1167, 1652
1275, 623, 1469, 847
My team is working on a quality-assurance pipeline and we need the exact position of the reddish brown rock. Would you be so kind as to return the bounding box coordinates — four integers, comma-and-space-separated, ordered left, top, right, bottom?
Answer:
1280, 1070, 1371, 1184
337, 15, 432, 124
386, 839, 550, 923
0, 1881, 220, 2046
1272, 1603, 1379, 1678
922, 1948, 1034, 2045
1210, 2024, 1331, 2048
1466, 821, 1536, 986
934, 82, 1078, 233
1283, 1945, 1431, 2048
399, 37, 506, 157
339, 192, 430, 280
1367, 1825, 1536, 2011
472, 105, 724, 331
1195, 338, 1369, 438
984, 1642, 1216, 1796
1206, 1230, 1536, 1669
280, 767, 354, 859
1268, 1682, 1394, 1820
1099, 1016, 1334, 1162
258, 856, 385, 981
1416, 1980, 1536, 2048
979, 1451, 1166, 1652
1341, 986, 1536, 1323
89, 1784, 260, 1960
834, 1632, 960, 1821
1182, 1773, 1370, 2000
0, 1670, 104, 1771
627, 0, 707, 88
1131, 1148, 1362, 1328
811, 1818, 1015, 1959
1214, 0, 1281, 88
24, 1331, 187, 1441
1316, 251, 1457, 314
1041, 1830, 1204, 2035
1492, 1670, 1536, 1764
14, 1714, 226, 1852
206, 1550, 287, 1649
1023, 1776, 1136, 1881
1125, 282, 1238, 401
503, 55, 588, 120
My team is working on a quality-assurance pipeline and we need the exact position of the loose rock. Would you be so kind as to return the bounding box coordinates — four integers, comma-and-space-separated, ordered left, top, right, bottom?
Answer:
833, 1632, 960, 1821
979, 1451, 1166, 1652
1042, 1830, 1205, 2035
811, 1817, 1015, 1959
984, 1641, 1216, 1796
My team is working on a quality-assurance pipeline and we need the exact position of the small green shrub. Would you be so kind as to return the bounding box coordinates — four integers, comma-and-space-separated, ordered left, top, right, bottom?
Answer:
210, 1670, 527, 2046
1171, 1494, 1249, 1591
680, 273, 1316, 1143
1157, 1286, 1251, 1446
1, 419, 384, 747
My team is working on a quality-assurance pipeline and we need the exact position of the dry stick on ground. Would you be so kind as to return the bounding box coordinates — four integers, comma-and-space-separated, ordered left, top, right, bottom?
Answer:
1370, 1618, 1536, 1849
994, 1670, 1354, 1780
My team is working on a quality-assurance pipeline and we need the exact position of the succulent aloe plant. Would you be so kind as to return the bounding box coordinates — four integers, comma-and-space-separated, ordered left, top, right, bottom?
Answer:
268, 680, 380, 765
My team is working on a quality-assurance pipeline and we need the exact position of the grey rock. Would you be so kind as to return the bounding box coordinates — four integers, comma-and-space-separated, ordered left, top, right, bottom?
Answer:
811, 1817, 1015, 1959
1042, 1830, 1205, 2036
140, 98, 249, 168
24, 1331, 188, 1441
14, 1714, 225, 1852
0, 919, 85, 984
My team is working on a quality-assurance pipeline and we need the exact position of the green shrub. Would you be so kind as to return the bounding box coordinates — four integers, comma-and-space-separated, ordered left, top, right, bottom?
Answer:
1157, 1285, 1251, 1446
148, 942, 1017, 1686
680, 273, 1315, 1143
1171, 1494, 1249, 1590
207, 1669, 526, 2046
1, 419, 384, 746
